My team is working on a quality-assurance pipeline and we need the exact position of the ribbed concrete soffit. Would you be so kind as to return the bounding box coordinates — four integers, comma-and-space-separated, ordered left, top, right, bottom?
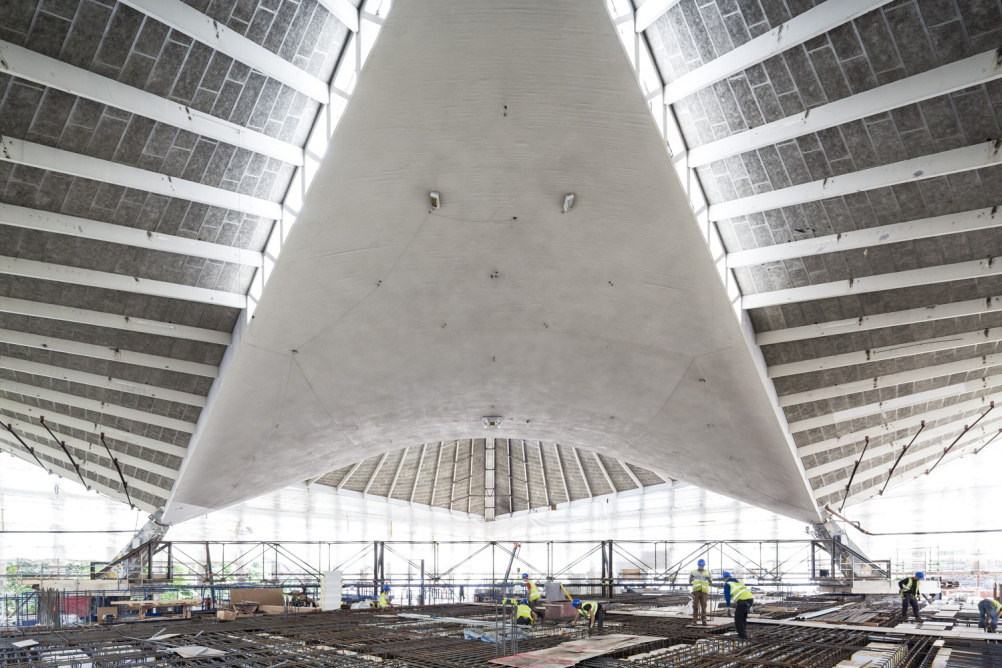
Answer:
161, 0, 821, 525
0, 0, 358, 513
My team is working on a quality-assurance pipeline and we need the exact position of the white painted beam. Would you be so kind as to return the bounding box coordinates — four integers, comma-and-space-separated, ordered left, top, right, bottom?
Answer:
319, 0, 359, 32
0, 203, 264, 267
729, 207, 1001, 269
572, 447, 593, 498
554, 443, 571, 503
619, 459, 645, 491
0, 439, 158, 511
0, 40, 303, 166
770, 325, 1002, 379
429, 442, 444, 506
663, 0, 891, 104
0, 328, 219, 378
0, 356, 208, 408
0, 136, 282, 219
691, 49, 1002, 168
797, 393, 995, 458
806, 411, 1002, 478
3, 413, 177, 481
0, 379, 198, 433
757, 295, 1002, 347
0, 256, 246, 309
0, 395, 187, 458
362, 451, 388, 497
118, 0, 329, 103
335, 460, 363, 491
788, 377, 1002, 434
635, 0, 682, 32
780, 351, 1002, 409
0, 297, 231, 346
713, 140, 1002, 223
410, 443, 427, 504
535, 442, 550, 507
743, 254, 1002, 311
593, 452, 618, 495
387, 446, 408, 500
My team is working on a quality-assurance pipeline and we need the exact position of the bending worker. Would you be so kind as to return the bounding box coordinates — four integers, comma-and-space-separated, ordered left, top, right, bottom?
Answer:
898, 572, 923, 621
689, 559, 711, 625
979, 597, 1001, 633
521, 573, 542, 604
378, 585, 393, 609
721, 572, 753, 640
515, 598, 538, 626
572, 598, 605, 631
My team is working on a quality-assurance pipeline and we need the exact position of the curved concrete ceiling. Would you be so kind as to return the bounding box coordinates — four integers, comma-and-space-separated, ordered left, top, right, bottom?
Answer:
163, 0, 819, 523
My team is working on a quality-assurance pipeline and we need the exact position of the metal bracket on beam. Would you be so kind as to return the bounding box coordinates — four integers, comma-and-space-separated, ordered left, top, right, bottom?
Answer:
40, 416, 90, 491
101, 433, 134, 509
3, 421, 51, 474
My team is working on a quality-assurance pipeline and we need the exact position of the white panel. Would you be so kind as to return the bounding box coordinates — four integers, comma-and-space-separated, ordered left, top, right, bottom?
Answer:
0, 297, 231, 346
0, 379, 199, 433
0, 256, 247, 309
712, 140, 1002, 222
320, 570, 342, 611
743, 254, 1002, 310
0, 40, 303, 166
0, 328, 219, 378
0, 396, 187, 458
757, 295, 1002, 346
0, 136, 283, 219
729, 207, 1000, 269
663, 0, 891, 104
690, 49, 1002, 168
0, 203, 264, 267
118, 0, 330, 103
0, 356, 208, 408
779, 351, 1002, 408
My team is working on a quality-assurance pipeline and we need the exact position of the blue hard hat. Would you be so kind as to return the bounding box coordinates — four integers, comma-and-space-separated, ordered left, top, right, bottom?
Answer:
520, 599, 528, 604
522, 573, 529, 578
572, 599, 582, 607
382, 586, 390, 591
916, 572, 924, 580
722, 572, 732, 579
697, 559, 706, 567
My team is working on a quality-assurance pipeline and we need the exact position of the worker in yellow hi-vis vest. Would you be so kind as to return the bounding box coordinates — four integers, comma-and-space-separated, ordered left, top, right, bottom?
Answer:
722, 573, 753, 639
688, 559, 711, 625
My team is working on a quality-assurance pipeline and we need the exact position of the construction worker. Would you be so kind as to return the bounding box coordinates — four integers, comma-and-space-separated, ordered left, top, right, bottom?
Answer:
978, 598, 1001, 633
514, 598, 537, 626
689, 559, 711, 625
721, 573, 753, 639
572, 599, 605, 631
378, 585, 393, 609
521, 573, 542, 604
898, 572, 923, 621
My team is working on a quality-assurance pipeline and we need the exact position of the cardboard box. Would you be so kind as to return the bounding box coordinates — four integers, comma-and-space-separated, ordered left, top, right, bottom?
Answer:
216, 610, 237, 621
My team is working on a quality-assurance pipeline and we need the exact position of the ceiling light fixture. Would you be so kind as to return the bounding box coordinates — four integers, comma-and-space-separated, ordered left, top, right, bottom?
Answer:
429, 191, 441, 209
482, 416, 503, 429
562, 193, 575, 213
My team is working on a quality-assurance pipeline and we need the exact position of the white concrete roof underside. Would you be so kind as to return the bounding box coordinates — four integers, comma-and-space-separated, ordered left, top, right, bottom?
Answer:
163, 0, 819, 524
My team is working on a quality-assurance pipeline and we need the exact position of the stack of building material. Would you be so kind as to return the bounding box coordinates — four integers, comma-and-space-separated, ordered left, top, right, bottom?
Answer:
833, 641, 906, 668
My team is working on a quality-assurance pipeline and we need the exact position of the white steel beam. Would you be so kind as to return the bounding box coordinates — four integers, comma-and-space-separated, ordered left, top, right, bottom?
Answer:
118, 0, 329, 103
534, 442, 550, 507
806, 411, 1002, 478
0, 297, 231, 346
0, 379, 198, 433
0, 203, 264, 267
362, 451, 388, 497
572, 447, 593, 498
520, 439, 531, 508
780, 351, 1002, 408
319, 0, 359, 32
0, 256, 246, 309
729, 207, 1001, 269
3, 413, 177, 480
335, 460, 363, 491
663, 0, 891, 104
0, 356, 208, 408
0, 136, 281, 220
0, 395, 187, 458
0, 40, 303, 166
555, 444, 571, 503
787, 377, 1002, 434
712, 140, 1002, 223
757, 295, 1002, 347
619, 459, 645, 491
387, 446, 408, 500
743, 254, 1002, 311
797, 393, 995, 457
429, 442, 444, 506
593, 452, 618, 495
0, 328, 219, 378
635, 0, 682, 32
691, 50, 1002, 168
0, 438, 158, 511
769, 325, 1002, 378
410, 443, 427, 504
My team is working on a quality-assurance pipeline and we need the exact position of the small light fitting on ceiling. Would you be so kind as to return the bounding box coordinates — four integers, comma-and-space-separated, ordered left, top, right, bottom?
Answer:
562, 193, 575, 213
482, 416, 503, 429
429, 191, 441, 210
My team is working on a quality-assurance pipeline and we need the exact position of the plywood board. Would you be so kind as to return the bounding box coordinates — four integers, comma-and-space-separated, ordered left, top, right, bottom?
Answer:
490, 634, 663, 667
230, 588, 284, 606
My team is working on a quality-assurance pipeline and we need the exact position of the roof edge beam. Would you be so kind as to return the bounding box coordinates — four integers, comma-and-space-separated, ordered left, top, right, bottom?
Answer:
318, 0, 359, 32
663, 0, 891, 104
634, 0, 682, 32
